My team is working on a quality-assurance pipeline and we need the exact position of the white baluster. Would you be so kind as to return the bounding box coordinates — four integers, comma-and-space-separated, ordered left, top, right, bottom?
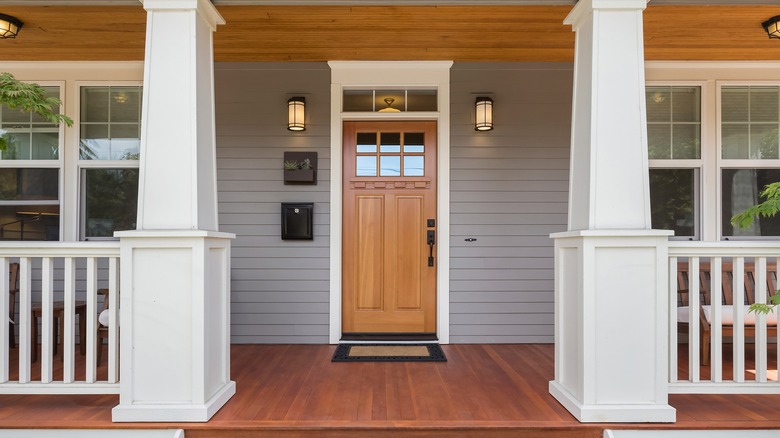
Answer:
733, 257, 745, 383
711, 257, 722, 382
18, 257, 31, 383
40, 257, 54, 383
108, 257, 119, 383
63, 257, 76, 384
86, 257, 97, 383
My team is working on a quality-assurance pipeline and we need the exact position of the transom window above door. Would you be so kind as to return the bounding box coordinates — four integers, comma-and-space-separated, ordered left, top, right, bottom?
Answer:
355, 132, 426, 177
343, 89, 437, 113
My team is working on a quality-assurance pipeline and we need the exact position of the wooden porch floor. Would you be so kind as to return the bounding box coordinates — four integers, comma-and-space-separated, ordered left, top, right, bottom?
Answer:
1, 344, 780, 437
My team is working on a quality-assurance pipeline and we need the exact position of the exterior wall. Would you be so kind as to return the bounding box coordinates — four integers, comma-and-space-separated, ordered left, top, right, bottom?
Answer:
215, 61, 572, 344
449, 63, 572, 343
215, 63, 331, 344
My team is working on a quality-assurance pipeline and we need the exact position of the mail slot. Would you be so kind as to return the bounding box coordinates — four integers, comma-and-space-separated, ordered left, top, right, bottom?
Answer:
281, 202, 313, 240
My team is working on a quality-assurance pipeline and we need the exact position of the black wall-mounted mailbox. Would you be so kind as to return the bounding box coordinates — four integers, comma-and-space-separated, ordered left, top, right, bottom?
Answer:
281, 203, 314, 240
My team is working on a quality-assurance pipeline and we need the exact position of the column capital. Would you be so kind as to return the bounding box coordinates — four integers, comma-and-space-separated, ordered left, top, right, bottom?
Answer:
142, 0, 225, 29
565, 0, 648, 28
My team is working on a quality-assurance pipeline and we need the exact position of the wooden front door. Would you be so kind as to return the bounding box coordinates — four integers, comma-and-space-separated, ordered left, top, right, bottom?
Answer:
342, 121, 437, 334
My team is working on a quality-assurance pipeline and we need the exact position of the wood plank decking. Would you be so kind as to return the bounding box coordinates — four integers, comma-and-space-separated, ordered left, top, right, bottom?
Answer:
0, 344, 779, 437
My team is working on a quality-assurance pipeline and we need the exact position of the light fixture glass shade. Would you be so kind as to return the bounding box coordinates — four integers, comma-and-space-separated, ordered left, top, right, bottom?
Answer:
763, 16, 780, 39
378, 97, 401, 113
475, 97, 493, 131
0, 13, 23, 39
287, 97, 306, 131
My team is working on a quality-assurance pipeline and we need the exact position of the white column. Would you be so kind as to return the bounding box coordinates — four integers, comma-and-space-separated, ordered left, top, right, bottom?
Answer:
548, 0, 676, 423
112, 0, 235, 422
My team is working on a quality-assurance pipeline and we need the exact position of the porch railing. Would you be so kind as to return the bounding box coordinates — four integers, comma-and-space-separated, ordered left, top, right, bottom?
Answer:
0, 243, 119, 394
669, 241, 780, 394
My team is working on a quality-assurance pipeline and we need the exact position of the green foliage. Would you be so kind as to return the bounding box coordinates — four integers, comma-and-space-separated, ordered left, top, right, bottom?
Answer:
731, 182, 780, 315
0, 72, 73, 150
283, 160, 300, 170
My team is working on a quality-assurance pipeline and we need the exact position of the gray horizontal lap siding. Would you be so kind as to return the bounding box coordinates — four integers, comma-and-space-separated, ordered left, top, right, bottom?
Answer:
214, 62, 571, 344
449, 63, 572, 344
216, 62, 331, 344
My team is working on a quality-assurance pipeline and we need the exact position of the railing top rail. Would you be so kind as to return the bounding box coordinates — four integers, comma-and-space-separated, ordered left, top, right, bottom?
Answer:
669, 241, 780, 257
0, 242, 120, 258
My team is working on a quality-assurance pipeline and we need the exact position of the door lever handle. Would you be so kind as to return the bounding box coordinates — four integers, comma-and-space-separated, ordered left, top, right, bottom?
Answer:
427, 230, 435, 267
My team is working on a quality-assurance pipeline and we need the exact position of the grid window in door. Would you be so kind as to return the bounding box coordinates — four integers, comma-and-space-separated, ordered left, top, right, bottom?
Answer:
354, 132, 426, 177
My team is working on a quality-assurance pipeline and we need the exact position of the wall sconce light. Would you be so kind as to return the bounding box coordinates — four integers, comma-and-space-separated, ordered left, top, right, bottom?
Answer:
0, 13, 23, 39
287, 97, 306, 131
763, 16, 780, 39
475, 97, 493, 131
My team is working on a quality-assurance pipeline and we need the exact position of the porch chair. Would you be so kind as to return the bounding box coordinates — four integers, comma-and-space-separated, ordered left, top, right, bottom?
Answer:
8, 262, 19, 348
96, 288, 111, 366
677, 262, 778, 366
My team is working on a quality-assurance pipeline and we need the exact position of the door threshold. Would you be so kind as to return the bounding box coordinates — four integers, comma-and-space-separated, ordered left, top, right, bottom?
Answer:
340, 333, 438, 342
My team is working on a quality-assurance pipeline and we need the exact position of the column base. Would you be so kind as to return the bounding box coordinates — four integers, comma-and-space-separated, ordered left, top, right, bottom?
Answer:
550, 381, 676, 423
112, 380, 236, 422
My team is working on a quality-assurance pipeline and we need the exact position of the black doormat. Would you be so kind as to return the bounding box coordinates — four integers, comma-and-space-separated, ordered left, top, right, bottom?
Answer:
332, 343, 447, 362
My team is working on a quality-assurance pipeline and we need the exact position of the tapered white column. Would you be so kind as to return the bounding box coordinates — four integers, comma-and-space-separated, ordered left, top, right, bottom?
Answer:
113, 0, 235, 422
549, 0, 676, 423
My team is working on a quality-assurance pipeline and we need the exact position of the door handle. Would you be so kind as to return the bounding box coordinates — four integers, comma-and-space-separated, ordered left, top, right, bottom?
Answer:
427, 230, 435, 267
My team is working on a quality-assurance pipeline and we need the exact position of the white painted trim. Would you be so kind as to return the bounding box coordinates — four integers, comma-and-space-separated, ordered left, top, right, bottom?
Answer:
328, 61, 453, 344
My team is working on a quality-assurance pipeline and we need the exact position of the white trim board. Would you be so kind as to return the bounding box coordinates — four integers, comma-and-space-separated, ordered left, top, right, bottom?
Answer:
328, 61, 453, 344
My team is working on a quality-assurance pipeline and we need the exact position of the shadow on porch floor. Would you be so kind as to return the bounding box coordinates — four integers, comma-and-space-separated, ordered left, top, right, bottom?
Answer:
0, 344, 780, 437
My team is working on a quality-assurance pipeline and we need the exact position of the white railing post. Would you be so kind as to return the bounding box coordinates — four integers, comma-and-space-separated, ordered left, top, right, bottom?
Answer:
755, 257, 768, 383
85, 257, 98, 384
669, 257, 678, 384
733, 257, 746, 383
689, 257, 700, 382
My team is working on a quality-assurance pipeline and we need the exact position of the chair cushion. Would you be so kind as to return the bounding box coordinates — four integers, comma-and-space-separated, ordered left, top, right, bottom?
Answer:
677, 305, 778, 325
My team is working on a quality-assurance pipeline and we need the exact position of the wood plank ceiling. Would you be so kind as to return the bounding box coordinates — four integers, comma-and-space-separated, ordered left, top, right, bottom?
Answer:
0, 5, 779, 62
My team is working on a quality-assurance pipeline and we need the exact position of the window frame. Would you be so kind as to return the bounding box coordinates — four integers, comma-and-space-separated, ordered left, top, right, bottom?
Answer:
0, 81, 66, 241
716, 80, 780, 240
646, 80, 708, 241
74, 81, 142, 241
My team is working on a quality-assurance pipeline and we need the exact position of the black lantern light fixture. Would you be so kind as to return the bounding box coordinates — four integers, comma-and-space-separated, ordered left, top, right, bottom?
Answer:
287, 97, 306, 131
0, 13, 23, 39
763, 15, 780, 39
475, 96, 494, 131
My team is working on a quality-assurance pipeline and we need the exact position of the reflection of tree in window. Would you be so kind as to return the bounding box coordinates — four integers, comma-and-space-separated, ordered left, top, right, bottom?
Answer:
649, 169, 695, 237
722, 169, 780, 237
85, 169, 138, 238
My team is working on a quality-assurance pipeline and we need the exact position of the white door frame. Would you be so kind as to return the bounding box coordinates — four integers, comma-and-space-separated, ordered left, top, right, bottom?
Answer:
328, 61, 453, 344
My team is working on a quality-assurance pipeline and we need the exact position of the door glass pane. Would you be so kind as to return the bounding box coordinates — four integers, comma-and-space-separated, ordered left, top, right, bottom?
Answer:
649, 169, 697, 238
0, 168, 58, 201
356, 132, 377, 153
380, 132, 401, 153
379, 156, 401, 176
356, 156, 377, 176
722, 168, 780, 237
404, 132, 425, 152
84, 168, 139, 238
403, 156, 424, 176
